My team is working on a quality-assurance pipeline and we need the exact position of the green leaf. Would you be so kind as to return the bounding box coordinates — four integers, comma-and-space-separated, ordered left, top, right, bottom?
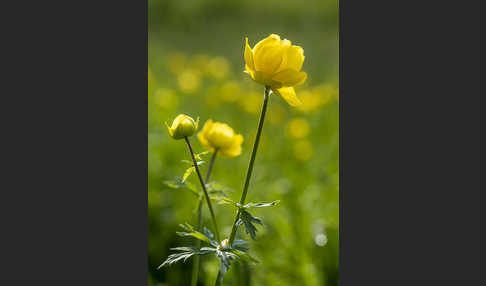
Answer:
181, 160, 206, 166
157, 247, 198, 269
243, 200, 280, 208
216, 249, 233, 278
232, 239, 249, 252
206, 182, 234, 194
176, 223, 211, 244
212, 196, 238, 207
158, 246, 216, 269
163, 180, 199, 196
227, 249, 259, 264
182, 167, 195, 183
199, 247, 216, 254
236, 210, 263, 240
202, 227, 218, 247
195, 151, 210, 161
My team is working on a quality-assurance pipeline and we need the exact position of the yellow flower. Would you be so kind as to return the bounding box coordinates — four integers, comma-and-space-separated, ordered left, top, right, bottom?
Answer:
244, 34, 307, 106
208, 57, 230, 79
198, 120, 243, 157
165, 114, 199, 140
177, 69, 201, 94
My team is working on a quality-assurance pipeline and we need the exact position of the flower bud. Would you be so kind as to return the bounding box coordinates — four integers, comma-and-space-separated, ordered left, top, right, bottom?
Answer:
218, 239, 230, 250
166, 114, 199, 140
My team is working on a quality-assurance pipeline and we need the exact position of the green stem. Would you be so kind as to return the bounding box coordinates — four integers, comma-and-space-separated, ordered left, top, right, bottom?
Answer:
229, 87, 270, 244
191, 150, 218, 286
184, 137, 221, 242
191, 198, 203, 286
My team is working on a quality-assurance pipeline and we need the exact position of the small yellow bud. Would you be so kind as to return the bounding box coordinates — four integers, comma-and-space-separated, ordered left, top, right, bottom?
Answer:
197, 120, 243, 157
166, 114, 199, 140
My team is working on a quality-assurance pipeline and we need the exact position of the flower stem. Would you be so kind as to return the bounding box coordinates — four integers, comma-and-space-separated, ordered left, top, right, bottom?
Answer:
191, 150, 218, 286
228, 86, 270, 244
191, 198, 203, 286
184, 137, 221, 242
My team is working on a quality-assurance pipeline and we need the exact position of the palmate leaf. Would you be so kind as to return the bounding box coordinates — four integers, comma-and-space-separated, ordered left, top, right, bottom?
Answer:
236, 210, 263, 240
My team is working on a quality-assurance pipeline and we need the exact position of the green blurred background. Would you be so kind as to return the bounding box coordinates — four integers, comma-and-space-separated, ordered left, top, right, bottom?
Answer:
148, 0, 339, 285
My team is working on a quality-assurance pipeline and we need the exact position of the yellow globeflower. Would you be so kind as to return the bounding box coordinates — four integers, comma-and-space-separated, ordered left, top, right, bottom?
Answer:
165, 114, 199, 140
198, 120, 243, 157
244, 34, 307, 107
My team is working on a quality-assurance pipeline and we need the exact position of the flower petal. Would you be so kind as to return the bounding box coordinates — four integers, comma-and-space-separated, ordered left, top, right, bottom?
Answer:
273, 87, 302, 107
253, 44, 284, 76
272, 69, 307, 87
276, 45, 305, 73
220, 134, 243, 157
244, 37, 255, 71
253, 34, 281, 56
197, 120, 215, 151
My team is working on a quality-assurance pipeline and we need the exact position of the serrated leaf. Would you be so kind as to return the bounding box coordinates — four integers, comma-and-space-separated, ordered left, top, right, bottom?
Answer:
170, 246, 198, 252
202, 227, 218, 247
176, 223, 212, 244
212, 196, 237, 207
158, 245, 215, 269
199, 247, 217, 254
182, 167, 195, 183
157, 247, 198, 269
227, 249, 259, 264
232, 239, 249, 252
216, 250, 232, 278
243, 200, 280, 208
237, 210, 263, 240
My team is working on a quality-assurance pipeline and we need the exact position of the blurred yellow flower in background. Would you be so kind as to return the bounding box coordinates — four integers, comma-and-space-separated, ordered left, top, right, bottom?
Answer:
198, 120, 243, 157
177, 69, 201, 94
166, 114, 199, 140
297, 84, 339, 113
208, 57, 230, 79
244, 34, 307, 106
293, 139, 313, 161
153, 88, 179, 109
219, 81, 241, 102
286, 118, 310, 139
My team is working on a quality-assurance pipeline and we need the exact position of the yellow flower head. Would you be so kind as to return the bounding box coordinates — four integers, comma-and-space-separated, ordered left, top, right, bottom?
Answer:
165, 114, 199, 140
198, 120, 243, 157
244, 34, 307, 107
